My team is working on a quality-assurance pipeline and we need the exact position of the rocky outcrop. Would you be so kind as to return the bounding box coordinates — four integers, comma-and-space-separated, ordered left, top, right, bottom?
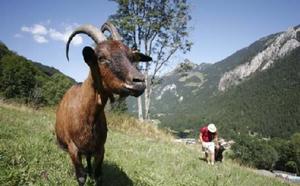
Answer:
156, 84, 179, 100
218, 27, 300, 91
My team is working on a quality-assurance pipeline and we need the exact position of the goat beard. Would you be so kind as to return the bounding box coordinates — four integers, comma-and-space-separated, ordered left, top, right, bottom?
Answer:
108, 93, 115, 103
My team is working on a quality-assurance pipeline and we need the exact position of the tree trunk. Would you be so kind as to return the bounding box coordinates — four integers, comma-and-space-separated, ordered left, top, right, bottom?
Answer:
144, 42, 151, 120
136, 28, 144, 121
144, 82, 153, 120
137, 96, 143, 121
144, 72, 150, 120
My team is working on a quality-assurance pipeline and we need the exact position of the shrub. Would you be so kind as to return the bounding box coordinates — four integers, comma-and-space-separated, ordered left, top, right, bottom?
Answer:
253, 143, 278, 170
269, 134, 300, 175
223, 149, 235, 160
232, 135, 278, 170
285, 161, 298, 174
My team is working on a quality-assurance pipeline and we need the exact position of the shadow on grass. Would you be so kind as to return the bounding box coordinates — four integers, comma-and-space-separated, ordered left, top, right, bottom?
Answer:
199, 157, 207, 162
101, 161, 133, 186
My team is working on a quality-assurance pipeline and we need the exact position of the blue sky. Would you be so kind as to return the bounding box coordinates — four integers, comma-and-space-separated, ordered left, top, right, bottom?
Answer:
1, 0, 299, 82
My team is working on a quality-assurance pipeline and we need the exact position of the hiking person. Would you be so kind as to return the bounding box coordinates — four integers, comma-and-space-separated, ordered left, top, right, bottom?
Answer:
198, 123, 219, 165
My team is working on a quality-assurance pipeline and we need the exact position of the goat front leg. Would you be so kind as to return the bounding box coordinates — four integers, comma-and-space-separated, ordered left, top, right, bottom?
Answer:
68, 142, 87, 186
94, 147, 105, 186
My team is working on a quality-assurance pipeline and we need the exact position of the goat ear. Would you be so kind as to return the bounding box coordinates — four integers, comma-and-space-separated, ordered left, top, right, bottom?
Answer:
82, 46, 97, 66
132, 52, 152, 62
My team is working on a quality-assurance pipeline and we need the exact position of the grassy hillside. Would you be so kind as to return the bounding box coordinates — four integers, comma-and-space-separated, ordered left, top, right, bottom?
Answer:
0, 103, 290, 185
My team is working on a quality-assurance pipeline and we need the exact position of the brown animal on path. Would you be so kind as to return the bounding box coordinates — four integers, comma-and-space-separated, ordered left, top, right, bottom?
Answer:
55, 22, 152, 186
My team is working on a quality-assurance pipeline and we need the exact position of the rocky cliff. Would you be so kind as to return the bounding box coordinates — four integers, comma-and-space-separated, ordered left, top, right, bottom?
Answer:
218, 27, 300, 91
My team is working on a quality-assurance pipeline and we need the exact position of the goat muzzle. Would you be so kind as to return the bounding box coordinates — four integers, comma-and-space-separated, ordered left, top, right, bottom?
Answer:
124, 82, 146, 97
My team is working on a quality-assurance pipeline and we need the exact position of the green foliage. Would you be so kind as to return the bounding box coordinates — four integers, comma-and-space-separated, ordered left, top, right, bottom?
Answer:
269, 133, 300, 175
0, 55, 37, 100
110, 97, 128, 113
291, 133, 300, 175
0, 42, 75, 106
0, 103, 288, 185
270, 138, 293, 171
41, 73, 74, 105
232, 135, 278, 170
285, 161, 298, 174
232, 133, 300, 175
0, 41, 10, 59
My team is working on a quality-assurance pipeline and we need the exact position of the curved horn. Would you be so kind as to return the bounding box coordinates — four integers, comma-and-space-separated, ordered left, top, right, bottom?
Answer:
66, 24, 106, 61
101, 21, 123, 41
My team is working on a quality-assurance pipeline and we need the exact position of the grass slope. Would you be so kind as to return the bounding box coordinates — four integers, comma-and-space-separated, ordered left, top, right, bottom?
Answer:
0, 103, 290, 185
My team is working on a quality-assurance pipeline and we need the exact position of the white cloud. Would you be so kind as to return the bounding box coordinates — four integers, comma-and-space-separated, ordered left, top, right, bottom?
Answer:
20, 22, 82, 46
48, 28, 64, 41
49, 28, 83, 46
21, 24, 48, 35
33, 35, 48, 43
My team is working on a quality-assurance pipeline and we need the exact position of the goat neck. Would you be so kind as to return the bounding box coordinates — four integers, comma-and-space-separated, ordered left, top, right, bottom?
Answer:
81, 69, 108, 113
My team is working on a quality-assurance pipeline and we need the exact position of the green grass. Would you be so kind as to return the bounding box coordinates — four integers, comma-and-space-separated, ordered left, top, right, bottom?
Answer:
0, 103, 291, 185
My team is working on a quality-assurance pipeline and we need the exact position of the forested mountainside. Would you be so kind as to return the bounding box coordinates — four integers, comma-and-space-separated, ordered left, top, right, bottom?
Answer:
0, 42, 76, 106
130, 25, 300, 139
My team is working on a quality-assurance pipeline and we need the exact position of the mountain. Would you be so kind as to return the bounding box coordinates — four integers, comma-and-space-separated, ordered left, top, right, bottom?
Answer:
0, 41, 76, 106
135, 25, 300, 139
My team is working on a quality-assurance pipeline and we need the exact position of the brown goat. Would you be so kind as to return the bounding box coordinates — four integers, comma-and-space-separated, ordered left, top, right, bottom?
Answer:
55, 22, 152, 186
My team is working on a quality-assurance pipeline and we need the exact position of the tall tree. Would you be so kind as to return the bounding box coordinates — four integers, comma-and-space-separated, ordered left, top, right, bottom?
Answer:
110, 0, 192, 120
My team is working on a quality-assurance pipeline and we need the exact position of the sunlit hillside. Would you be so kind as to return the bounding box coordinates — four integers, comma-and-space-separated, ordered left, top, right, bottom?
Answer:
0, 102, 290, 186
